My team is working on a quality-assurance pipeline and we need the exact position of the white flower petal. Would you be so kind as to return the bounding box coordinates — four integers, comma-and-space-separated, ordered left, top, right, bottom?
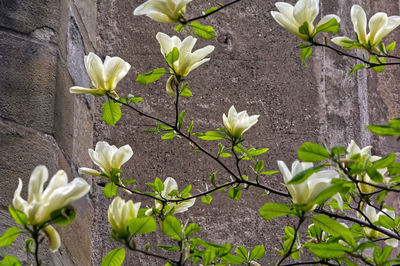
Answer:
351, 5, 368, 44
28, 165, 48, 204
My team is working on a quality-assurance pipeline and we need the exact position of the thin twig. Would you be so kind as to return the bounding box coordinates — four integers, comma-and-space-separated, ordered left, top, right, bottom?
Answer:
183, 0, 242, 24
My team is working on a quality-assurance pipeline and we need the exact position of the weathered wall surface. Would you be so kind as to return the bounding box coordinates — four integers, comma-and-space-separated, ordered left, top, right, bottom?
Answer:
0, 0, 399, 265
0, 0, 96, 265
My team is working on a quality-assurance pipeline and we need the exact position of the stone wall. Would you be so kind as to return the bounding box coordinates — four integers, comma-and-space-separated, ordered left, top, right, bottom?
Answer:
0, 0, 399, 265
0, 0, 96, 264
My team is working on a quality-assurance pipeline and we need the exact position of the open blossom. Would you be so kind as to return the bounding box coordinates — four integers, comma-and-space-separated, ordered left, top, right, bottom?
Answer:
69, 52, 131, 97
278, 160, 342, 211
108, 197, 141, 239
145, 177, 195, 216
270, 0, 340, 41
346, 140, 386, 194
223, 105, 259, 139
134, 0, 191, 23
332, 5, 400, 50
13, 165, 90, 252
79, 141, 133, 179
364, 205, 398, 247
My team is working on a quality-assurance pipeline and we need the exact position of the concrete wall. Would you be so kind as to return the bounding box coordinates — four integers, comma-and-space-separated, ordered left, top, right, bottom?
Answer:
0, 0, 399, 265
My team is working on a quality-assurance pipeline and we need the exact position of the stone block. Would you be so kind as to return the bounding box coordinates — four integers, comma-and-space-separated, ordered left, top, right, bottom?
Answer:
0, 31, 57, 134
0, 0, 59, 38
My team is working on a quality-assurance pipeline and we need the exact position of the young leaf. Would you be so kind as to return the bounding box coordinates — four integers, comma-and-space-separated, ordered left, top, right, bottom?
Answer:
178, 110, 185, 129
298, 142, 331, 162
286, 164, 327, 185
222, 254, 245, 264
161, 132, 175, 140
254, 160, 264, 172
386, 42, 396, 52
373, 153, 396, 169
166, 47, 179, 66
259, 203, 294, 221
102, 100, 121, 127
175, 24, 184, 33
184, 223, 201, 237
154, 177, 164, 193
194, 131, 226, 141
0, 255, 21, 266
249, 245, 265, 260
162, 215, 183, 240
50, 206, 76, 226
201, 195, 213, 204
312, 214, 356, 247
210, 172, 217, 187
136, 68, 166, 85
348, 64, 365, 76
315, 18, 339, 35
298, 22, 310, 36
305, 242, 351, 258
128, 217, 157, 235
228, 187, 243, 200
366, 125, 400, 136
370, 55, 385, 72
235, 246, 248, 260
187, 120, 194, 133
101, 248, 125, 266
180, 87, 192, 97
204, 7, 217, 15
366, 166, 383, 183
8, 206, 27, 226
300, 47, 312, 66
0, 227, 22, 248
189, 21, 215, 39
331, 146, 346, 157
104, 183, 118, 198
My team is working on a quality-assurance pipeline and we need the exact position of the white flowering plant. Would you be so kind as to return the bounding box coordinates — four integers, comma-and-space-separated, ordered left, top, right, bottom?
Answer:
2, 0, 400, 265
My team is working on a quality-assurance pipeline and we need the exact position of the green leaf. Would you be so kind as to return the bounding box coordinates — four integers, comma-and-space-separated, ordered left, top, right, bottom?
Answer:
128, 217, 157, 235
101, 248, 125, 266
249, 245, 265, 260
181, 184, 192, 198
305, 243, 351, 258
222, 254, 244, 264
348, 64, 365, 76
102, 100, 121, 127
194, 131, 226, 140
248, 148, 269, 156
298, 142, 331, 162
366, 125, 400, 136
187, 120, 194, 133
202, 249, 216, 266
366, 166, 383, 183
154, 177, 164, 193
104, 183, 118, 198
331, 146, 347, 157
228, 187, 243, 200
210, 172, 217, 186
189, 21, 215, 39
259, 203, 294, 221
136, 68, 166, 85
50, 206, 76, 226
201, 195, 213, 204
374, 153, 396, 169
162, 216, 182, 240
161, 132, 175, 140
166, 47, 179, 67
175, 24, 184, 33
386, 42, 396, 52
312, 215, 356, 247
129, 97, 143, 103
8, 206, 27, 226
0, 227, 22, 248
298, 22, 310, 36
235, 246, 248, 260
180, 87, 192, 97
184, 223, 201, 237
389, 162, 400, 177
158, 245, 180, 251
0, 255, 21, 266
178, 110, 185, 129
378, 215, 396, 229
306, 184, 348, 208
254, 160, 264, 172
300, 47, 312, 66
286, 164, 327, 185
370, 55, 386, 72
315, 17, 339, 35
205, 7, 217, 15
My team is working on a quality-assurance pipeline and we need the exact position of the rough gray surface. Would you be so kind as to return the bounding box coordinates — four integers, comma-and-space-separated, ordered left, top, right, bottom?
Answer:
92, 0, 400, 265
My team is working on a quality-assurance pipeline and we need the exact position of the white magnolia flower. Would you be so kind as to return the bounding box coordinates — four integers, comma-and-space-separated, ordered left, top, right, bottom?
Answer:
364, 205, 398, 247
223, 106, 259, 139
346, 140, 386, 194
271, 0, 340, 41
277, 160, 340, 211
156, 32, 214, 78
69, 52, 131, 97
145, 177, 195, 216
13, 165, 90, 252
332, 5, 400, 50
79, 141, 133, 179
134, 0, 191, 23
108, 196, 141, 238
